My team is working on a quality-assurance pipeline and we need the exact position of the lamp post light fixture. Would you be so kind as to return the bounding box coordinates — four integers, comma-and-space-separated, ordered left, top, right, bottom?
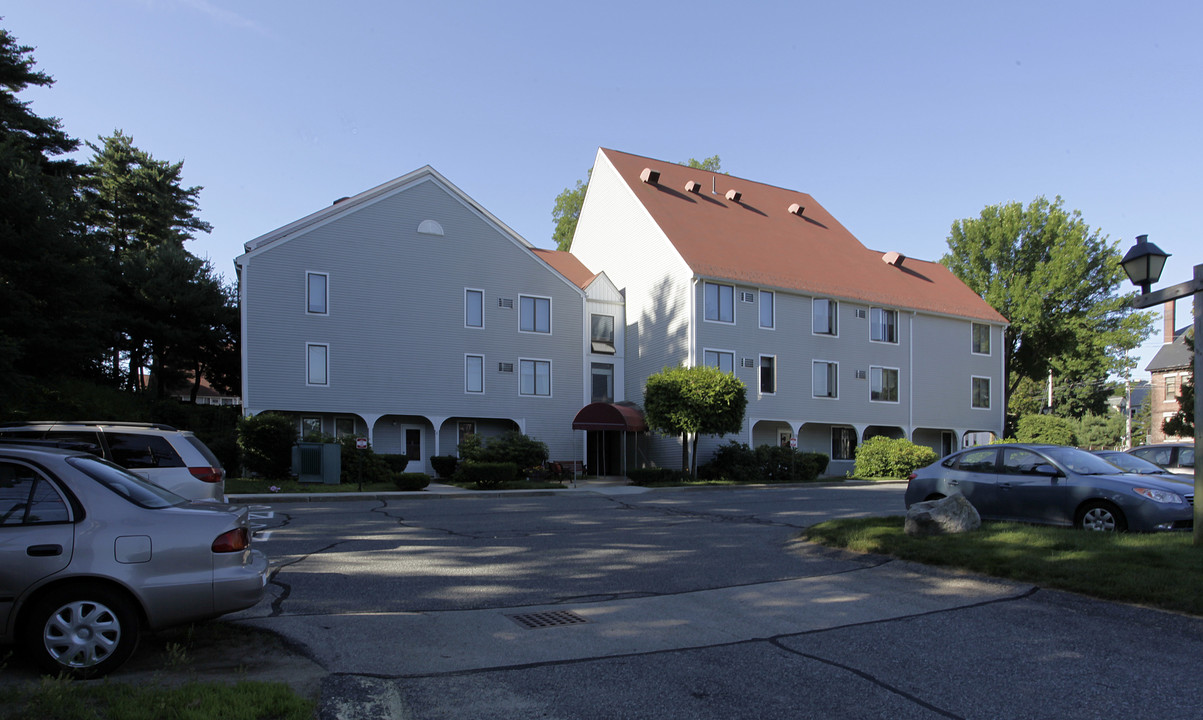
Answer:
1121, 235, 1202, 544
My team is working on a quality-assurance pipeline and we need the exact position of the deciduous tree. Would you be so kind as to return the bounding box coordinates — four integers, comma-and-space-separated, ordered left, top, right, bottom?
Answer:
942, 196, 1152, 419
643, 365, 747, 475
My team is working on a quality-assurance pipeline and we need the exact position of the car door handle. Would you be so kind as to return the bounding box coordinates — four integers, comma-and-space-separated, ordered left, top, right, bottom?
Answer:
27, 544, 63, 557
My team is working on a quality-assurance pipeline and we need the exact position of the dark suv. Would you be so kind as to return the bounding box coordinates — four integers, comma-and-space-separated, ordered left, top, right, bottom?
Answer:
0, 422, 225, 501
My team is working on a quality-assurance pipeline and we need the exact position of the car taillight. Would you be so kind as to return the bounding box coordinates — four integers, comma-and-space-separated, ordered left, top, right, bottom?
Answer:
907, 473, 917, 481
189, 466, 225, 483
212, 528, 249, 553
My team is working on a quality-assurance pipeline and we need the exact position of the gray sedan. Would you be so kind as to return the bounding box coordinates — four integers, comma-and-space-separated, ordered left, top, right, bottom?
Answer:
905, 444, 1193, 532
0, 444, 268, 677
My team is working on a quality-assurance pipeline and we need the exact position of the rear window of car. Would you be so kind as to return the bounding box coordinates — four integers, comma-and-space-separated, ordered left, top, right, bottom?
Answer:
67, 455, 186, 508
106, 433, 184, 469
184, 434, 224, 468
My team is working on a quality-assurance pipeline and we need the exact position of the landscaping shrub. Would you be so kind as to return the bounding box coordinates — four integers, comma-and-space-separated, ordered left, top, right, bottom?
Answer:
698, 441, 830, 483
853, 436, 937, 479
379, 454, 409, 473
237, 412, 297, 480
1014, 414, 1078, 446
338, 436, 393, 485
456, 461, 520, 488
393, 472, 431, 491
627, 467, 692, 485
430, 455, 458, 478
475, 431, 549, 470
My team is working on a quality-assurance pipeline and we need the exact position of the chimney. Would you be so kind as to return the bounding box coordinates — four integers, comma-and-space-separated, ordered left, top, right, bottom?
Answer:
1164, 300, 1176, 343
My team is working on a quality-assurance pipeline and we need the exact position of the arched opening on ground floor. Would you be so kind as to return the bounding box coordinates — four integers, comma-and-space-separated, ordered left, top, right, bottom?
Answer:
572, 402, 647, 477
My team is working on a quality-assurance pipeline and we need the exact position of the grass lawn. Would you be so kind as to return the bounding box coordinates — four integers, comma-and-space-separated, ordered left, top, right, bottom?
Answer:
806, 517, 1203, 616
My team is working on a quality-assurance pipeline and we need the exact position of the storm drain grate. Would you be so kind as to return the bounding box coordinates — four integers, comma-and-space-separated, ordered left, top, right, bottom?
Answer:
507, 610, 590, 630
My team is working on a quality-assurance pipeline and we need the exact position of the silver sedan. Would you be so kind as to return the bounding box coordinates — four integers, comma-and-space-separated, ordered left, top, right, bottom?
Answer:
0, 444, 268, 677
905, 444, 1194, 532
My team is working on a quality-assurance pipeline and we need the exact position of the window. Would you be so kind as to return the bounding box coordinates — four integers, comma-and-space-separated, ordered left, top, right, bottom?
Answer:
813, 298, 837, 335
0, 461, 69, 525
832, 428, 857, 461
813, 361, 838, 398
1166, 375, 1179, 400
307, 343, 328, 386
520, 295, 551, 333
307, 272, 328, 315
760, 291, 774, 329
1002, 447, 1047, 475
870, 367, 899, 402
301, 417, 322, 438
972, 323, 991, 355
335, 418, 355, 438
107, 433, 182, 469
466, 354, 484, 393
954, 448, 998, 472
519, 359, 551, 396
705, 282, 734, 323
870, 308, 897, 343
591, 363, 614, 403
457, 422, 476, 447
704, 349, 734, 374
760, 355, 776, 394
972, 376, 991, 409
591, 314, 615, 354
465, 289, 483, 328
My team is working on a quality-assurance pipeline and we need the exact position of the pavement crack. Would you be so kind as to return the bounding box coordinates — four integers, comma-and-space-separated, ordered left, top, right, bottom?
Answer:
769, 638, 965, 719
268, 541, 344, 617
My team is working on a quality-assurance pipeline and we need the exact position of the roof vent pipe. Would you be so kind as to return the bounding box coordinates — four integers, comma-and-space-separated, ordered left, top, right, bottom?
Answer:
640, 168, 660, 184
726, 189, 742, 202
788, 203, 805, 216
685, 180, 702, 193
882, 251, 906, 267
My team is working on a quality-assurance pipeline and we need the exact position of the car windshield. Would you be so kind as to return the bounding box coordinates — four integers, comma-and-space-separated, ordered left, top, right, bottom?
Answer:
1098, 453, 1166, 475
1042, 447, 1129, 475
66, 455, 188, 508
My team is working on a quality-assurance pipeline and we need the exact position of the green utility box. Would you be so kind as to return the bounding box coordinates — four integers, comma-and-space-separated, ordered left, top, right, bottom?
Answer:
292, 442, 341, 484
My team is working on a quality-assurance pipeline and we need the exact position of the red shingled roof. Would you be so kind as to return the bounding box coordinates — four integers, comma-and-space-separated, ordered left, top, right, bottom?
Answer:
601, 148, 1007, 324
533, 248, 598, 290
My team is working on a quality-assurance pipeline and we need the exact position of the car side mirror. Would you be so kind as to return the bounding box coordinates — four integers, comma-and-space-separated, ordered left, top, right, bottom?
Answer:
1034, 464, 1061, 477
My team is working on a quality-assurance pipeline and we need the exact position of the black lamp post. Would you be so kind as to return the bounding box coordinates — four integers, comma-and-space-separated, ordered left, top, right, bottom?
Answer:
1121, 235, 1202, 544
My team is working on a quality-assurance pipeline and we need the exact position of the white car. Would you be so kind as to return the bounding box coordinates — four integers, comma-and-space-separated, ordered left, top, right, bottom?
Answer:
1128, 443, 1196, 477
0, 422, 226, 501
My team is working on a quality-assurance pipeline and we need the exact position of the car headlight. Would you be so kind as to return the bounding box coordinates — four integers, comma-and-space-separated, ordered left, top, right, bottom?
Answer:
1133, 487, 1186, 504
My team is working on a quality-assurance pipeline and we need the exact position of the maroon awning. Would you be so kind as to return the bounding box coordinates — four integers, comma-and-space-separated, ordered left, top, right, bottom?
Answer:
571, 402, 648, 431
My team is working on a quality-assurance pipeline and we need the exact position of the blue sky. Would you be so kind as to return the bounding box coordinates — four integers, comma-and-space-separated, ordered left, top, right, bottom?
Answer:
5, 1, 1200, 381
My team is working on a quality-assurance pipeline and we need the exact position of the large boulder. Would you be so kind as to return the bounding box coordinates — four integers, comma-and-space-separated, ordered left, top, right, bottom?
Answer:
905, 493, 981, 536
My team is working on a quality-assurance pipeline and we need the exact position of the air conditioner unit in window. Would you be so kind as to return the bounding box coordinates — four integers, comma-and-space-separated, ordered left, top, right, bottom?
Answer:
498, 298, 514, 309
740, 291, 756, 303
855, 369, 867, 379
855, 308, 867, 319
498, 363, 514, 373
741, 358, 756, 368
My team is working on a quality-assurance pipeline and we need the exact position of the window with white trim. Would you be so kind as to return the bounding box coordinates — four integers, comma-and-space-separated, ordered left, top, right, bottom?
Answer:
813, 360, 838, 398
760, 355, 776, 394
870, 308, 897, 343
704, 282, 734, 323
466, 354, 484, 393
591, 363, 614, 403
972, 376, 991, 409
301, 417, 322, 438
335, 417, 355, 438
704, 349, 735, 374
1166, 374, 1179, 400
591, 314, 615, 354
519, 359, 551, 396
307, 343, 328, 386
972, 323, 991, 355
465, 289, 483, 328
520, 295, 551, 333
760, 291, 774, 329
307, 272, 328, 315
870, 366, 899, 402
813, 298, 837, 336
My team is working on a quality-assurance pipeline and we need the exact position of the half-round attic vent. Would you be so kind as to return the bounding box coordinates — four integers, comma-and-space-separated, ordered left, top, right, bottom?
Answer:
417, 219, 445, 236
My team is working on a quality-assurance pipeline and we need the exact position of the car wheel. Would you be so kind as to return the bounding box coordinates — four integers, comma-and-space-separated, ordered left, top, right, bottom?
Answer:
22, 584, 140, 678
1076, 501, 1127, 532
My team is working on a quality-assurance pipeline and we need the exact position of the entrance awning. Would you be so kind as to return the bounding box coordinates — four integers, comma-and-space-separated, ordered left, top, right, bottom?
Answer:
571, 402, 647, 432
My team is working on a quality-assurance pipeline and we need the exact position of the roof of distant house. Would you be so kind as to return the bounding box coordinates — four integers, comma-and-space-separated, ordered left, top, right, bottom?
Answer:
600, 148, 1008, 324
1146, 326, 1194, 372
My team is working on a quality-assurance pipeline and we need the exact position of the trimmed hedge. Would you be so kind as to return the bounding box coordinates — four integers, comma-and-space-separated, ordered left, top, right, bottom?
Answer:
430, 455, 458, 478
627, 467, 693, 485
455, 461, 519, 488
393, 472, 431, 491
380, 454, 410, 474
698, 441, 830, 483
852, 436, 938, 479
